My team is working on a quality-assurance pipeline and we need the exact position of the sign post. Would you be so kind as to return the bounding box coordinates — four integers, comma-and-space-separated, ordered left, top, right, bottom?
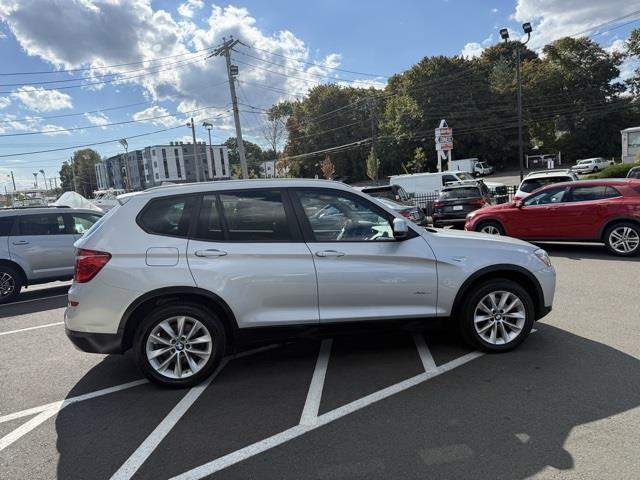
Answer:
434, 119, 453, 172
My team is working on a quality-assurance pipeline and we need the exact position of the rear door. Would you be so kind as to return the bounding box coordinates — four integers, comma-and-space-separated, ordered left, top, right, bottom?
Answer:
186, 189, 318, 328
10, 212, 77, 279
560, 185, 622, 238
293, 188, 439, 323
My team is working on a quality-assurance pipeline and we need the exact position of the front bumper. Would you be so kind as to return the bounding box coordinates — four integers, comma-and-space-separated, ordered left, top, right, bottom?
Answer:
66, 328, 124, 354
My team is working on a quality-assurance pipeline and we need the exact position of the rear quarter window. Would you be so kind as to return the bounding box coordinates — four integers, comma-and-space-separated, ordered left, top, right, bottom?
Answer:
0, 216, 16, 236
137, 195, 196, 238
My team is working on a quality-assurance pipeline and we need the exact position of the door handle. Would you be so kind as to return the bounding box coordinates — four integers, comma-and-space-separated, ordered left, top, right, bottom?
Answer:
315, 250, 345, 258
194, 249, 227, 258
12, 240, 29, 245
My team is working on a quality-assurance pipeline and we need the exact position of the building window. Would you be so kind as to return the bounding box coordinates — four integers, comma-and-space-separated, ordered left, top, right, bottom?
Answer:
162, 149, 169, 178
152, 150, 156, 156
155, 173, 159, 179
153, 161, 157, 168
220, 148, 225, 176
176, 159, 182, 178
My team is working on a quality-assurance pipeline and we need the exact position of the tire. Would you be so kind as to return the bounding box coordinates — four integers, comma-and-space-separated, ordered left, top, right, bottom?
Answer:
0, 266, 23, 304
134, 303, 226, 388
604, 222, 640, 257
459, 279, 535, 352
476, 221, 504, 235
592, 167, 598, 173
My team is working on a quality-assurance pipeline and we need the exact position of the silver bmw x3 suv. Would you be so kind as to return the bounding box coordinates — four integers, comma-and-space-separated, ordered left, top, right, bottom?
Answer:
65, 180, 555, 387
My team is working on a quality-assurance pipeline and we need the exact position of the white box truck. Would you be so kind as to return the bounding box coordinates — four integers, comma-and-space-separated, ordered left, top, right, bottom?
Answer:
449, 158, 493, 176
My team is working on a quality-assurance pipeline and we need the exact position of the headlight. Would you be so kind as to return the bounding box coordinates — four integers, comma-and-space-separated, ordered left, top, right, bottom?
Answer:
534, 249, 552, 268
466, 212, 476, 220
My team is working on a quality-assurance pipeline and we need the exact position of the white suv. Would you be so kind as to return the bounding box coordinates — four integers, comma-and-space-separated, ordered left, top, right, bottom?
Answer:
65, 180, 556, 387
514, 170, 579, 201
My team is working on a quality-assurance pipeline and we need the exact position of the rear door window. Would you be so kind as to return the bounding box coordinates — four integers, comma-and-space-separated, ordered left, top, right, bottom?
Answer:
569, 186, 620, 202
218, 190, 293, 242
138, 195, 196, 238
18, 214, 67, 235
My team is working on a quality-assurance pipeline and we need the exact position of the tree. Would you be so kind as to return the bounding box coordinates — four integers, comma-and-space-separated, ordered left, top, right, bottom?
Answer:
406, 147, 427, 173
262, 102, 292, 159
625, 28, 640, 95
320, 155, 335, 179
59, 148, 100, 197
366, 147, 378, 181
224, 137, 265, 177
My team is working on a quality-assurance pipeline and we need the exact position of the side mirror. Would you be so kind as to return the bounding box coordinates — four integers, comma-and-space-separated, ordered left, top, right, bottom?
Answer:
393, 218, 409, 239
515, 200, 523, 208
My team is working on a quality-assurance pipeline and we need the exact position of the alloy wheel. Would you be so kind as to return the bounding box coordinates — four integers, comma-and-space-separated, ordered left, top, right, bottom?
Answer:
473, 290, 526, 345
480, 225, 501, 235
608, 226, 640, 254
0, 272, 15, 297
145, 315, 213, 379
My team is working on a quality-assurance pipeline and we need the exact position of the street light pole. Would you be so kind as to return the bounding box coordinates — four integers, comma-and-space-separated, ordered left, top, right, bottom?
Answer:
203, 122, 214, 180
500, 23, 532, 182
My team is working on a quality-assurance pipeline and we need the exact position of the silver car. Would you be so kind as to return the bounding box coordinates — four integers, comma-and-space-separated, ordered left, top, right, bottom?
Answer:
65, 180, 556, 388
0, 207, 102, 303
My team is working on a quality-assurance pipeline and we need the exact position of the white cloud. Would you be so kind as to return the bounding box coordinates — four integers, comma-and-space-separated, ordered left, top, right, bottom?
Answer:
132, 105, 182, 127
491, 8, 498, 13
41, 124, 71, 136
0, 96, 10, 109
84, 111, 110, 128
461, 42, 484, 59
10, 86, 72, 112
0, 113, 67, 136
177, 0, 204, 18
513, 0, 640, 50
0, 1, 380, 149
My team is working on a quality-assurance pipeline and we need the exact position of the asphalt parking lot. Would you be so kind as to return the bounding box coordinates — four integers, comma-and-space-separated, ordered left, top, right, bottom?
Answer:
1, 244, 639, 480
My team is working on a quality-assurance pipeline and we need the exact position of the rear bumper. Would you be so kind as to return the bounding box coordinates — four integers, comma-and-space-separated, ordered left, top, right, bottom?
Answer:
65, 328, 124, 354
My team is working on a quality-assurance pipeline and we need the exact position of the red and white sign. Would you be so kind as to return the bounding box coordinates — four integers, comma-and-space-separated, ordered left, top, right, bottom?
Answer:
435, 120, 453, 151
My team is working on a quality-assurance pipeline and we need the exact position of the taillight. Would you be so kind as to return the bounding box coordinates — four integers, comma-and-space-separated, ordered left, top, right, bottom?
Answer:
74, 249, 111, 283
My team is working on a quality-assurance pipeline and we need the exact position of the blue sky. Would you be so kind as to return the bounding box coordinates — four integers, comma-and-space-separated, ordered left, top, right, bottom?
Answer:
0, 0, 638, 189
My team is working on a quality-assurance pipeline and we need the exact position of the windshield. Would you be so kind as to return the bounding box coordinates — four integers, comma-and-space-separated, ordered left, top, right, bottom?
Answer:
440, 187, 480, 199
578, 160, 592, 164
520, 176, 571, 193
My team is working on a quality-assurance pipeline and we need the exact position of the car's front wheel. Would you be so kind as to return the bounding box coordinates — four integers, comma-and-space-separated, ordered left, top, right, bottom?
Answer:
459, 279, 534, 352
477, 221, 504, 235
134, 303, 226, 388
0, 266, 22, 304
604, 222, 640, 257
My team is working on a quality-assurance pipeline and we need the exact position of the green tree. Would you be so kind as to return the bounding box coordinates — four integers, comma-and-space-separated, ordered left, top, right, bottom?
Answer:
224, 137, 265, 177
60, 148, 100, 197
625, 28, 640, 95
320, 154, 335, 179
59, 161, 74, 192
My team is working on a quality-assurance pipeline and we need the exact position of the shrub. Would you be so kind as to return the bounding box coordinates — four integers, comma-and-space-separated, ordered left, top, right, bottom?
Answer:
587, 162, 640, 179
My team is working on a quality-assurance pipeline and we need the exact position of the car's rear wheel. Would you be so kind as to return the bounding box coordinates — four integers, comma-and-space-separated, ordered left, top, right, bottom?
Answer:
477, 221, 504, 235
0, 266, 22, 304
134, 303, 226, 388
459, 279, 534, 352
604, 222, 640, 257
592, 166, 599, 173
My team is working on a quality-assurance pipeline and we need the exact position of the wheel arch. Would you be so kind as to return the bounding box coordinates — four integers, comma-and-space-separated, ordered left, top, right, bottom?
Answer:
452, 265, 545, 320
599, 217, 640, 241
0, 259, 27, 285
475, 218, 507, 234
119, 286, 239, 352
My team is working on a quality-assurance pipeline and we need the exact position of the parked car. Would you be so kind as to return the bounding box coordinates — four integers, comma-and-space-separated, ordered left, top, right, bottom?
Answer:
360, 184, 411, 204
465, 179, 640, 257
571, 158, 614, 174
432, 184, 492, 229
389, 171, 506, 200
375, 198, 429, 226
514, 170, 579, 201
65, 180, 555, 387
0, 207, 103, 303
627, 166, 640, 179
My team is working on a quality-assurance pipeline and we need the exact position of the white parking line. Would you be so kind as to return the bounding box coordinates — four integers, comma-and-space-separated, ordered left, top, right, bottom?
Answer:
299, 339, 332, 426
412, 332, 438, 373
0, 322, 64, 336
110, 359, 230, 480
0, 408, 59, 452
170, 350, 485, 480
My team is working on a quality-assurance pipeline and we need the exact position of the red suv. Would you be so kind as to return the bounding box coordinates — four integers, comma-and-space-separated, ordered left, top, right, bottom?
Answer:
465, 180, 640, 256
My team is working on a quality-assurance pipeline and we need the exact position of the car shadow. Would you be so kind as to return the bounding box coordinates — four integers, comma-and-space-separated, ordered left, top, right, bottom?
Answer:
534, 242, 640, 262
0, 285, 69, 318
51, 325, 640, 480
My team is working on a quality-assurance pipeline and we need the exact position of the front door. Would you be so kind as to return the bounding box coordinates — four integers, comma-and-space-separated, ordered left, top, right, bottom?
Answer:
510, 186, 570, 239
10, 212, 76, 279
292, 188, 438, 323
186, 189, 318, 328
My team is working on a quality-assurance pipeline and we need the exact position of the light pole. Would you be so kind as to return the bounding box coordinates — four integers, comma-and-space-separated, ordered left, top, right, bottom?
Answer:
500, 22, 532, 182
202, 121, 214, 180
32, 172, 38, 189
118, 139, 130, 191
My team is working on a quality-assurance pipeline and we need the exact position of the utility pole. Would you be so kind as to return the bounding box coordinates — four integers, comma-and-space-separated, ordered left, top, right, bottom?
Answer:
368, 97, 378, 182
10, 171, 16, 191
210, 37, 248, 179
186, 118, 201, 182
500, 23, 532, 182
203, 121, 214, 179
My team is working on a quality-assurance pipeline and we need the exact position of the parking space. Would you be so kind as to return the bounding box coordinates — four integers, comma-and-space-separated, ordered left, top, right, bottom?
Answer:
1, 247, 640, 479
